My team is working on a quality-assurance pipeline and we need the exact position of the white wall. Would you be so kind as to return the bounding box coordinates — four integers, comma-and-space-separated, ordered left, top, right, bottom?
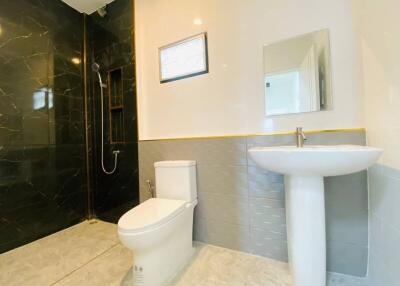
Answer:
352, 0, 400, 170
136, 0, 364, 140
352, 2, 400, 285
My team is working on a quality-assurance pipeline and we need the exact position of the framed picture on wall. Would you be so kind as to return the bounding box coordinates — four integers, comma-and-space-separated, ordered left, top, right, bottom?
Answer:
159, 32, 209, 83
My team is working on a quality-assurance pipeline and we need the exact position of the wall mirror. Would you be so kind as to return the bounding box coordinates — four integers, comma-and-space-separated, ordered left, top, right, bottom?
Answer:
263, 29, 332, 116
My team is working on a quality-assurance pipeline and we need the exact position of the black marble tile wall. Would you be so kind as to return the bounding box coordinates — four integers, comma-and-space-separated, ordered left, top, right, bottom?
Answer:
0, 0, 87, 253
87, 0, 139, 223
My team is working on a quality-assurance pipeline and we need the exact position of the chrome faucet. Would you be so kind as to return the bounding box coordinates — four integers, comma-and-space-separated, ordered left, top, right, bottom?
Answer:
296, 127, 307, 148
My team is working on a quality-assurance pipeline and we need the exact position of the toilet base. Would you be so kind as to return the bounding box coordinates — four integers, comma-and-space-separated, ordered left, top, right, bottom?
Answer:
128, 205, 195, 286
132, 247, 194, 286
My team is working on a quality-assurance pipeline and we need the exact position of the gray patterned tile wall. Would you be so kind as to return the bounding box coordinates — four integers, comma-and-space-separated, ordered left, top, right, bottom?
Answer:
368, 164, 400, 286
138, 130, 368, 276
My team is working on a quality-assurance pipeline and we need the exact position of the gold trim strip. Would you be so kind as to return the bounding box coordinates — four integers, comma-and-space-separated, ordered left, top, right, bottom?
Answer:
138, 128, 366, 142
132, 0, 141, 141
83, 14, 93, 219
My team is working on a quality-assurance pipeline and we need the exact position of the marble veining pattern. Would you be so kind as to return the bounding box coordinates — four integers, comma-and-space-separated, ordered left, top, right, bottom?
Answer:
87, 0, 139, 223
0, 0, 87, 253
0, 220, 367, 286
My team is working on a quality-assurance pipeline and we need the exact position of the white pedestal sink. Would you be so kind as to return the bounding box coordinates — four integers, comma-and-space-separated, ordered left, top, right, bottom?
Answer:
248, 145, 382, 286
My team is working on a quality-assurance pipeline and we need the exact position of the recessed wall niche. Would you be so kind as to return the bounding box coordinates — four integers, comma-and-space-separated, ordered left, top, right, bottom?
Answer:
108, 67, 125, 143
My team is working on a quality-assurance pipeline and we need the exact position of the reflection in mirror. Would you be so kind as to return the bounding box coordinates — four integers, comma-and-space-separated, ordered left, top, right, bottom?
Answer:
263, 29, 332, 116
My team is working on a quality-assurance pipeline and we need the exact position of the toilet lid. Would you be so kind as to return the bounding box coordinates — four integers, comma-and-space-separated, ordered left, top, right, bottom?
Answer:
118, 198, 187, 233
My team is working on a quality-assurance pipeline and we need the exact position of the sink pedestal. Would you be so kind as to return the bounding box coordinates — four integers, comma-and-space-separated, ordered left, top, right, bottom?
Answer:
285, 175, 326, 286
248, 145, 383, 286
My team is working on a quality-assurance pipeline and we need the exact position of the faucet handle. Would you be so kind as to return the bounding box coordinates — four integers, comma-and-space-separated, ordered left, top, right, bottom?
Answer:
296, 127, 306, 137
296, 127, 307, 147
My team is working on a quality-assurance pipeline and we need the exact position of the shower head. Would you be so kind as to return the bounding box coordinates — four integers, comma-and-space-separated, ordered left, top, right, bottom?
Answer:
97, 6, 107, 17
92, 63, 100, 73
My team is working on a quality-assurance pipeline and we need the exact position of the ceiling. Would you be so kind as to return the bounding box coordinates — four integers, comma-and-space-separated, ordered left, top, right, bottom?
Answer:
62, 0, 115, 14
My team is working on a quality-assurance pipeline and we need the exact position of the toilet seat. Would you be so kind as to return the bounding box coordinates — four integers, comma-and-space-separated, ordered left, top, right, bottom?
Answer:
118, 198, 187, 234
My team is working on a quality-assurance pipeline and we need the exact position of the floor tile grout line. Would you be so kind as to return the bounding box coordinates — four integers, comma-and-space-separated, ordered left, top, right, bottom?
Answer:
49, 242, 120, 286
0, 221, 95, 257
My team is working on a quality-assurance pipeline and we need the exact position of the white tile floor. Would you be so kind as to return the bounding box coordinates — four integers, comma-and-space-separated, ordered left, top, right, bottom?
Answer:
0, 221, 368, 286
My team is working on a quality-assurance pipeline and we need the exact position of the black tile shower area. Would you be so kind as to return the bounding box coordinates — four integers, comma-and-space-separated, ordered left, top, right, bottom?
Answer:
0, 0, 139, 253
87, 0, 139, 222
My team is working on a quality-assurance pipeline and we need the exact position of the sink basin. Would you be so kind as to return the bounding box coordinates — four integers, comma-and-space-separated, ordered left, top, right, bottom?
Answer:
248, 145, 383, 176
248, 145, 382, 286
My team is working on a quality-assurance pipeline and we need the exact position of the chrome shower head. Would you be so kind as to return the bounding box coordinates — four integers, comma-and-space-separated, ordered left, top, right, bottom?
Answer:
91, 63, 100, 73
97, 6, 107, 17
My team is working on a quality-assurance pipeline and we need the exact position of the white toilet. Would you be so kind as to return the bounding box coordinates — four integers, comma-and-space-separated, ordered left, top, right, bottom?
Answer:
118, 160, 198, 286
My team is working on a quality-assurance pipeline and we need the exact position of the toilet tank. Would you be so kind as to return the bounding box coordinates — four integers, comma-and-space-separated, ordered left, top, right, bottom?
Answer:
154, 161, 197, 202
